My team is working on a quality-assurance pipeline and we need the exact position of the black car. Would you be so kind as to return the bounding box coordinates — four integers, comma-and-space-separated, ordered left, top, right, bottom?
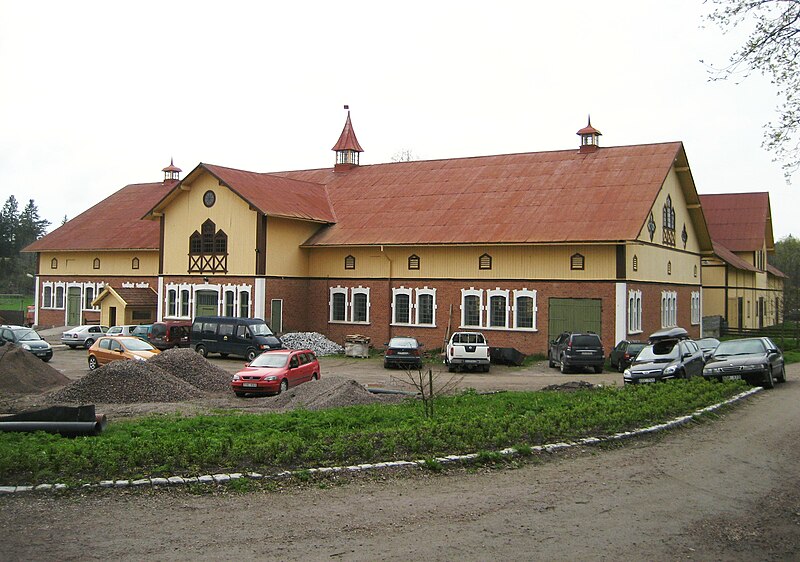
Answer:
697, 337, 720, 361
703, 337, 786, 389
609, 340, 646, 373
623, 330, 704, 384
0, 325, 53, 362
548, 332, 604, 374
383, 336, 424, 369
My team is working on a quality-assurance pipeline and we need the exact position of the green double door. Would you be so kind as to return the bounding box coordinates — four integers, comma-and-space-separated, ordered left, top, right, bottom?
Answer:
195, 291, 219, 317
548, 298, 602, 341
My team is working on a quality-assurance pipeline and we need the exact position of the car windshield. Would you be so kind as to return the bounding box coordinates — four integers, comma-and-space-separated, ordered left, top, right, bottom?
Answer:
249, 323, 274, 336
122, 338, 156, 351
634, 341, 679, 363
389, 338, 418, 348
698, 338, 720, 351
713, 339, 766, 357
12, 328, 41, 341
250, 353, 289, 368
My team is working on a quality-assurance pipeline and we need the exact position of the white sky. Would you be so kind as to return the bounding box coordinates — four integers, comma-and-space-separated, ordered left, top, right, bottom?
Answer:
0, 0, 796, 240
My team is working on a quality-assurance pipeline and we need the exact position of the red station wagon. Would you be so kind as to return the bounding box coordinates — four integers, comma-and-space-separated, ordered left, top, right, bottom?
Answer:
231, 349, 320, 397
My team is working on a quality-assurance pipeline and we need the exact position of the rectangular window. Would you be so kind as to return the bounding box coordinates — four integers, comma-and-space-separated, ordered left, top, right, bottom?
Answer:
628, 290, 642, 333
332, 292, 346, 321
418, 293, 434, 325
84, 286, 95, 310
515, 296, 534, 329
167, 289, 177, 317
225, 291, 235, 317
43, 286, 53, 308
181, 289, 190, 317
55, 286, 65, 309
352, 292, 368, 322
394, 293, 411, 324
464, 295, 480, 327
489, 295, 507, 327
239, 291, 249, 318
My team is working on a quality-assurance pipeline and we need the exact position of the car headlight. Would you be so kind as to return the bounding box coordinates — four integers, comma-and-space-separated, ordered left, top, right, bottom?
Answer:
21, 343, 31, 351
264, 375, 278, 381
663, 365, 677, 375
232, 374, 240, 381
132, 355, 146, 361
623, 369, 631, 377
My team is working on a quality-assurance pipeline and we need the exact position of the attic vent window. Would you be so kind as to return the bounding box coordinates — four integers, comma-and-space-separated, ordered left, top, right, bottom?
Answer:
479, 253, 492, 270
408, 254, 420, 270
667, 261, 672, 275
570, 253, 585, 271
633, 255, 639, 272
681, 224, 688, 248
662, 195, 676, 247
694, 264, 698, 278
344, 255, 356, 270
50, 258, 58, 269
132, 257, 140, 270
93, 258, 101, 270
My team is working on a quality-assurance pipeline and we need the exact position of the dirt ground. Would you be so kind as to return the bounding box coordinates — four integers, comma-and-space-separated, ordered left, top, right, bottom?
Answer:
2, 352, 798, 560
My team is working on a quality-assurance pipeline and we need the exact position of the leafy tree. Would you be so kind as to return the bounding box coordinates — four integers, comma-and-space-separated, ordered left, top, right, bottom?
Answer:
391, 148, 418, 162
772, 234, 800, 323
705, 1, 800, 178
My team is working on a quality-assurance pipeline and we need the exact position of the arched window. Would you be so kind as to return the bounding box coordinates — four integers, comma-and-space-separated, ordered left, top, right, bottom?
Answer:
344, 255, 356, 270
479, 253, 492, 270
188, 219, 228, 273
632, 254, 639, 272
93, 258, 100, 270
662, 195, 676, 246
50, 258, 58, 269
132, 257, 140, 270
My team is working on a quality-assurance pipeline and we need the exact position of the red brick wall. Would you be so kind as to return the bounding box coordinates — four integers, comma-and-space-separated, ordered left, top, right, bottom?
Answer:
629, 282, 701, 340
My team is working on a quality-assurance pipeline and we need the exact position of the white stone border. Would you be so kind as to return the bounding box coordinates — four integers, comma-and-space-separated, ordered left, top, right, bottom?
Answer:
0, 387, 762, 495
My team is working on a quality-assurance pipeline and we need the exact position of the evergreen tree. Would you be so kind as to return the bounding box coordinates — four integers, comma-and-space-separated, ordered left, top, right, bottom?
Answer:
0, 195, 19, 258
16, 199, 50, 252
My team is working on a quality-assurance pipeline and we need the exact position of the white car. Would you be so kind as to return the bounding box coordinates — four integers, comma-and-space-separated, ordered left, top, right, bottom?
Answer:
61, 325, 109, 349
106, 325, 139, 337
446, 331, 491, 372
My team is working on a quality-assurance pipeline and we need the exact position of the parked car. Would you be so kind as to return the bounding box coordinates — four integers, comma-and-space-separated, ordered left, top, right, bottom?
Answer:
609, 340, 645, 373
623, 328, 704, 384
148, 320, 191, 350
87, 336, 160, 370
131, 324, 153, 342
191, 316, 283, 361
61, 325, 109, 349
446, 331, 490, 372
548, 332, 605, 374
697, 337, 720, 361
231, 349, 319, 396
0, 325, 53, 361
106, 325, 139, 337
702, 337, 786, 389
383, 336, 424, 369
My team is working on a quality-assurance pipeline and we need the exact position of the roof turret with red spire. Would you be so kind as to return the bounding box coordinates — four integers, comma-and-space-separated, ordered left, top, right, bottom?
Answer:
162, 158, 182, 183
577, 117, 602, 154
332, 105, 363, 171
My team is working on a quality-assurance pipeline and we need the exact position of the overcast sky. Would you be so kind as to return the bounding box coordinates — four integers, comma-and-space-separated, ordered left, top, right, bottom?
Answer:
1, 1, 796, 241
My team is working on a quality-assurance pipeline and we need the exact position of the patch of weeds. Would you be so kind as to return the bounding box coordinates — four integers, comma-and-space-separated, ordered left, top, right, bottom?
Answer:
422, 458, 443, 472
475, 450, 506, 465
513, 444, 533, 457
227, 477, 255, 494
294, 469, 312, 482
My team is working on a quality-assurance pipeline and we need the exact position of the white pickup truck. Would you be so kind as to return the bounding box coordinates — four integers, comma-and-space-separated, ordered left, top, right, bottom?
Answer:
446, 331, 491, 372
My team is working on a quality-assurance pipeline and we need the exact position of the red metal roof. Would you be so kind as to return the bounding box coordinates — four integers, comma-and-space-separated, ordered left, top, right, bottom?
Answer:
767, 263, 787, 278
711, 241, 757, 272
278, 142, 686, 246
199, 164, 336, 223
24, 182, 172, 252
331, 111, 364, 153
109, 286, 157, 307
699, 192, 770, 252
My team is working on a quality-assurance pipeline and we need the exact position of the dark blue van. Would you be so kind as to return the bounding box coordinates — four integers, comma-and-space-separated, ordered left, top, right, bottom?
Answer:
190, 316, 283, 361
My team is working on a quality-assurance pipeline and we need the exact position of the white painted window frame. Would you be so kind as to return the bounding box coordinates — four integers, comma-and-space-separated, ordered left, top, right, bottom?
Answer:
486, 288, 510, 329
460, 288, 484, 328
415, 287, 437, 327
391, 286, 413, 326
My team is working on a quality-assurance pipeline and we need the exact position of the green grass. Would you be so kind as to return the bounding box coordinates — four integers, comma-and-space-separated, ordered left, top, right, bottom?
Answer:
0, 379, 749, 486
0, 294, 32, 309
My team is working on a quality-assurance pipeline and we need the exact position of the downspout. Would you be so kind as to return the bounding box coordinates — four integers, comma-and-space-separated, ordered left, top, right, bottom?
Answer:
381, 246, 393, 345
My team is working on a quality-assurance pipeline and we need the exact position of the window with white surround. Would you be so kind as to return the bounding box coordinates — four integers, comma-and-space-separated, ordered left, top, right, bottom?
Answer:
415, 287, 436, 326
661, 290, 677, 328
691, 291, 701, 325
181, 289, 190, 317
513, 289, 537, 330
164, 282, 251, 319
239, 290, 249, 317
55, 285, 65, 309
42, 285, 53, 308
392, 287, 413, 324
329, 286, 370, 324
461, 288, 483, 327
628, 289, 642, 333
487, 288, 510, 328
224, 290, 235, 316
167, 289, 177, 317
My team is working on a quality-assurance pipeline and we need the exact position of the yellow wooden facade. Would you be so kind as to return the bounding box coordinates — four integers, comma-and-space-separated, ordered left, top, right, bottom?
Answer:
39, 251, 158, 276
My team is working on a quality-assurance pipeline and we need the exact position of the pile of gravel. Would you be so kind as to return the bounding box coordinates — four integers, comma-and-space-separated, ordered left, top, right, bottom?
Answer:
0, 344, 71, 395
148, 348, 233, 392
280, 332, 344, 356
47, 360, 204, 404
541, 381, 596, 392
272, 375, 382, 410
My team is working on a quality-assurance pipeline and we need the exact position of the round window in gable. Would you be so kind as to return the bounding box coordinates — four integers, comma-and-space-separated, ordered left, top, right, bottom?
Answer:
203, 190, 216, 208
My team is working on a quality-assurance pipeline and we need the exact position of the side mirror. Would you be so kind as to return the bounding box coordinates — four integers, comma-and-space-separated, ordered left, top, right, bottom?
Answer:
384, 342, 389, 346
418, 343, 424, 347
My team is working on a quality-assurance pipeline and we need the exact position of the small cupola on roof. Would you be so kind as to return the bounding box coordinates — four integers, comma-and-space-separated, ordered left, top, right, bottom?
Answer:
577, 117, 602, 154
332, 105, 364, 171
162, 158, 182, 183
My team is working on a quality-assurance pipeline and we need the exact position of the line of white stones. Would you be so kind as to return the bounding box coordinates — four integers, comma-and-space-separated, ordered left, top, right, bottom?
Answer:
0, 387, 763, 495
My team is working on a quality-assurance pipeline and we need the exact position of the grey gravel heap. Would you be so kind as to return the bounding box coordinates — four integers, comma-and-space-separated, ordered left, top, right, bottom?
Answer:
272, 375, 383, 410
48, 361, 204, 404
280, 332, 344, 356
148, 348, 233, 392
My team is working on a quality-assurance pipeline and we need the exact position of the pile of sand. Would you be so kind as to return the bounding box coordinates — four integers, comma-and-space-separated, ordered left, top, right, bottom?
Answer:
0, 344, 71, 395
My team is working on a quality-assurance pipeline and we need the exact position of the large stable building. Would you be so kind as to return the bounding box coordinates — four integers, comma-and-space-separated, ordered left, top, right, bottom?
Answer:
24, 114, 784, 354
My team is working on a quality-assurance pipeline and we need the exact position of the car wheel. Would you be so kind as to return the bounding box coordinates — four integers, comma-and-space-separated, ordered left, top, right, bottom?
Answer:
383, 361, 390, 369
763, 368, 775, 389
548, 355, 556, 368
84, 338, 94, 349
594, 365, 603, 374
482, 364, 490, 373
618, 362, 626, 373
88, 356, 98, 370
560, 360, 569, 374
195, 344, 207, 358
234, 391, 246, 398
42, 356, 52, 363
67, 344, 76, 350
778, 364, 787, 383
448, 364, 457, 373
246, 349, 257, 362
278, 379, 289, 394
311, 373, 319, 381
